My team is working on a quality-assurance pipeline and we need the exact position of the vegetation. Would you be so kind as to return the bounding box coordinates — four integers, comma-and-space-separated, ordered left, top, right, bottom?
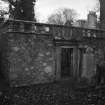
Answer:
1, 0, 36, 21
99, 0, 105, 28
47, 8, 78, 25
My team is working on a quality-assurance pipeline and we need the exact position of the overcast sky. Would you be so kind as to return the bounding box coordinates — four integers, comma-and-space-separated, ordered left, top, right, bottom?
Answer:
36, 0, 98, 22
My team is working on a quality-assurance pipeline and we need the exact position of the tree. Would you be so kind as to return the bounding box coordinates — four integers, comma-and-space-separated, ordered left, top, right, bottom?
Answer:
99, 0, 105, 28
1, 0, 36, 21
92, 0, 100, 13
47, 8, 78, 25
47, 12, 64, 25
0, 1, 8, 23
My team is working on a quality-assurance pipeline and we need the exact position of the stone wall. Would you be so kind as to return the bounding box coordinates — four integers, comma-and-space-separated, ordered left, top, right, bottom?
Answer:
2, 32, 55, 87
79, 42, 105, 83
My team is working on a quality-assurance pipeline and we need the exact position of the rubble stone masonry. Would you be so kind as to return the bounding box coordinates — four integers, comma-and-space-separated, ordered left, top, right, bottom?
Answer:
2, 32, 55, 87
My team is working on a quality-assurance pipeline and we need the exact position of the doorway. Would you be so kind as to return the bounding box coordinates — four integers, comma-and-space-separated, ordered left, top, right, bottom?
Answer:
61, 48, 73, 78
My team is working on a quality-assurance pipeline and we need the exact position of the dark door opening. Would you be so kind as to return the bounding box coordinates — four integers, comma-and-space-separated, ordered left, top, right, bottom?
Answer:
78, 48, 85, 78
61, 48, 73, 78
0, 51, 9, 90
0, 51, 4, 80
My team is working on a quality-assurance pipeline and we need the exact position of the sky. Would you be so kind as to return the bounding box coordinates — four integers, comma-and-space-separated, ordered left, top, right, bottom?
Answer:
0, 0, 99, 22
36, 0, 98, 22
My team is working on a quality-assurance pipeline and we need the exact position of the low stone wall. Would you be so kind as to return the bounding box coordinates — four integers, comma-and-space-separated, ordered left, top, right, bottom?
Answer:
2, 32, 55, 86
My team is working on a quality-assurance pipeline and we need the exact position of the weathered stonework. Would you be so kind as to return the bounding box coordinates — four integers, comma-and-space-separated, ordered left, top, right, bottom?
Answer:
3, 32, 55, 86
1, 20, 105, 87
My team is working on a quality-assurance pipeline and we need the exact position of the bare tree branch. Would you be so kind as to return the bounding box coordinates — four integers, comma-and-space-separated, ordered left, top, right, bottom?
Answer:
47, 8, 78, 25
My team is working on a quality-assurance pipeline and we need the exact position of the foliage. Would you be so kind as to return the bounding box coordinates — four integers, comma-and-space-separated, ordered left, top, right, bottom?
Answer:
99, 0, 105, 28
47, 8, 78, 25
1, 0, 36, 21
0, 9, 8, 17
0, 1, 8, 18
92, 0, 100, 13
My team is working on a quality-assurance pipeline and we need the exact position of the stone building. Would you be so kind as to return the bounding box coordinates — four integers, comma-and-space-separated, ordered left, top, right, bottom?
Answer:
73, 20, 87, 28
0, 19, 104, 87
74, 11, 97, 29
87, 11, 97, 28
